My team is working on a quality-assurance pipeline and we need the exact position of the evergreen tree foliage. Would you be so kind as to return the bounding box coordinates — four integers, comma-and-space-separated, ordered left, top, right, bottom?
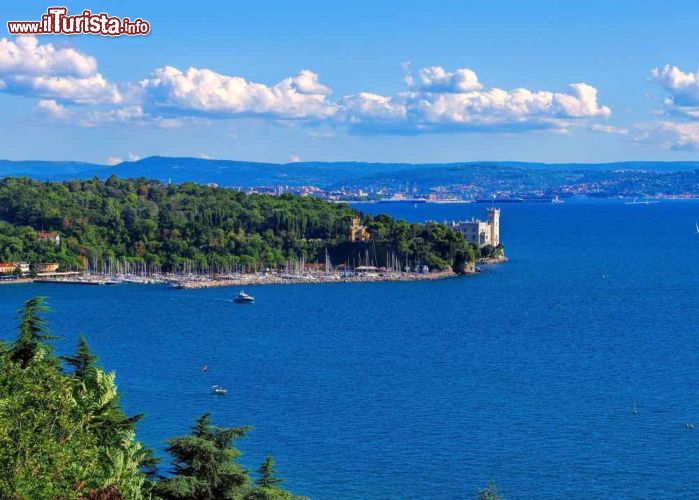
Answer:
10, 296, 55, 368
155, 415, 304, 500
0, 176, 470, 272
61, 335, 98, 379
479, 481, 503, 500
0, 297, 149, 498
257, 456, 282, 488
153, 413, 252, 499
0, 297, 306, 499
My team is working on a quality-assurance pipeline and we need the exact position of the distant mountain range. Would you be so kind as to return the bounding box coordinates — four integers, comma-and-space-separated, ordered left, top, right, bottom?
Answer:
0, 157, 431, 187
1, 156, 698, 198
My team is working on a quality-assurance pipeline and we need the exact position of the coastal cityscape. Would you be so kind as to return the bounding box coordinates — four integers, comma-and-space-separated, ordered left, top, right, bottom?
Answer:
5, 157, 699, 203
235, 168, 699, 203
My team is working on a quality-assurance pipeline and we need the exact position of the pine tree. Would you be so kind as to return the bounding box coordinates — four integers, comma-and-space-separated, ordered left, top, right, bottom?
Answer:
257, 456, 282, 488
153, 413, 252, 499
61, 335, 98, 379
0, 297, 148, 498
479, 481, 503, 500
10, 296, 55, 368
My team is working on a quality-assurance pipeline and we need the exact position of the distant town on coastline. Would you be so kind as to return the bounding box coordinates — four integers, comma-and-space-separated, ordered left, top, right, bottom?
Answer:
1, 157, 698, 203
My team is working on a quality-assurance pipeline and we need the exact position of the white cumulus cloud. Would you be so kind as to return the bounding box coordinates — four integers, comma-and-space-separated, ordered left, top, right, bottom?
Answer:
651, 65, 699, 105
291, 69, 332, 95
639, 65, 699, 151
34, 99, 71, 120
338, 92, 407, 123
634, 120, 699, 150
411, 66, 482, 93
7, 73, 120, 104
15, 39, 613, 137
650, 64, 699, 118
0, 36, 96, 77
0, 36, 120, 103
140, 66, 336, 119
340, 67, 611, 134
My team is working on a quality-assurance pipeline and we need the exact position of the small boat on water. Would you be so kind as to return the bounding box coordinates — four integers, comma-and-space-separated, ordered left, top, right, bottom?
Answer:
212, 385, 227, 395
551, 195, 564, 204
234, 291, 255, 303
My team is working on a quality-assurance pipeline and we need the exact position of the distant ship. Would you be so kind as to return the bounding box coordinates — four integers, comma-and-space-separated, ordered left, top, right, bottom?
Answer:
551, 195, 564, 204
475, 197, 524, 203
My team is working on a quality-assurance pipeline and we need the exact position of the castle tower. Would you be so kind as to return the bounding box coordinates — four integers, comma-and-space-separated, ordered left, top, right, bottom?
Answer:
487, 208, 500, 246
349, 217, 371, 242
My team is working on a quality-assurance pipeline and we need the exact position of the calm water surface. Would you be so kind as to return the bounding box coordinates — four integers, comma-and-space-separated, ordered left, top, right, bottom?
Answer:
1, 200, 698, 499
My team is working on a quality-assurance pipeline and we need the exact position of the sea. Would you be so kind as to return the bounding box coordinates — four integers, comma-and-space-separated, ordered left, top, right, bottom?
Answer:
1, 200, 698, 499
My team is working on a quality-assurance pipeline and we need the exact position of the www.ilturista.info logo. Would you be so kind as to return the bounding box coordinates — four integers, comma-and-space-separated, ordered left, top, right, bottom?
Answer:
7, 7, 150, 36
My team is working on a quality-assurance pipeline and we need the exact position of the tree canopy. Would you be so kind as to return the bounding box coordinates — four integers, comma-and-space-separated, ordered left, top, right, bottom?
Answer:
0, 297, 303, 499
0, 176, 478, 273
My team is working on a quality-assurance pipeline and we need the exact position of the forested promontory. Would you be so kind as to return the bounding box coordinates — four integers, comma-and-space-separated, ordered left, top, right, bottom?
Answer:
0, 176, 479, 273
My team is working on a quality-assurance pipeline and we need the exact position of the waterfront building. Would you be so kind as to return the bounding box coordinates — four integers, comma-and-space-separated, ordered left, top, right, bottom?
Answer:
0, 262, 30, 275
0, 262, 16, 274
349, 217, 371, 242
450, 208, 500, 247
35, 262, 60, 273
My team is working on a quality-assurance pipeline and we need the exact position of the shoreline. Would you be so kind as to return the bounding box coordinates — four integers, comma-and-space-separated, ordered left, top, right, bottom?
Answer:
0, 259, 508, 289
477, 256, 509, 265
0, 269, 466, 289
172, 269, 460, 289
0, 278, 34, 285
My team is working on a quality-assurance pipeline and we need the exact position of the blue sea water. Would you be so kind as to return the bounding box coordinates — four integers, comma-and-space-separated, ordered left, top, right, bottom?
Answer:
1, 200, 698, 499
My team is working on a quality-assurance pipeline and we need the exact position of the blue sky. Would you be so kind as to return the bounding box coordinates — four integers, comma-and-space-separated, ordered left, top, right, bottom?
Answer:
2, 1, 699, 164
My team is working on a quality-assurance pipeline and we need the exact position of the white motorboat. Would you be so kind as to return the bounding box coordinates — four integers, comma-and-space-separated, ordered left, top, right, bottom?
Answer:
212, 385, 228, 395
234, 291, 255, 303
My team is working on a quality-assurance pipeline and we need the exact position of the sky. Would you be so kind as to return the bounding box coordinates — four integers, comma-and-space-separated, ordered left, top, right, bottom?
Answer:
2, 1, 699, 164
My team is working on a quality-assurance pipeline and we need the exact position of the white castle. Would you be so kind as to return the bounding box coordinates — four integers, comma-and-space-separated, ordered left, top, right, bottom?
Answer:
449, 208, 500, 247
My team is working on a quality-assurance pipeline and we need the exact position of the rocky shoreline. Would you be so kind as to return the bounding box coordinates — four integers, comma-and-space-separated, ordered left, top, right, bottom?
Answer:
478, 255, 509, 265
172, 270, 460, 289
